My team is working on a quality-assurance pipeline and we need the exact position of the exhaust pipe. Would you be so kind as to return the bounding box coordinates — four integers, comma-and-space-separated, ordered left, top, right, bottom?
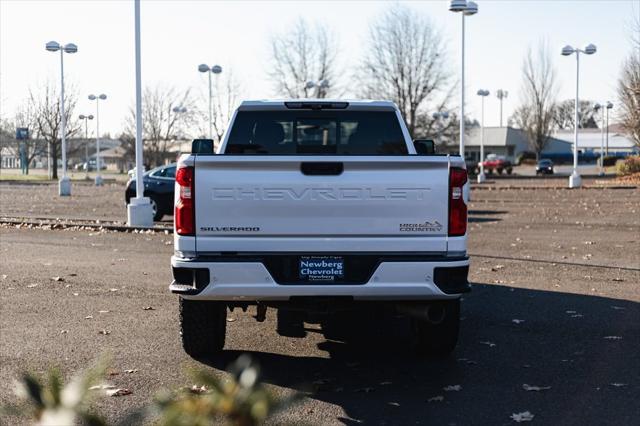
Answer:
396, 302, 447, 324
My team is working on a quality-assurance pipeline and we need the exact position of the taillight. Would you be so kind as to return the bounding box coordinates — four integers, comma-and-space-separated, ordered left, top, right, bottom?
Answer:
448, 167, 467, 236
175, 166, 194, 236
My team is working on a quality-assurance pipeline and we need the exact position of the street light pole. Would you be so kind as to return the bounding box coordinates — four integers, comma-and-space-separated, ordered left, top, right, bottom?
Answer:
561, 43, 597, 189
605, 102, 613, 155
88, 94, 107, 186
79, 114, 94, 179
593, 103, 605, 176
496, 89, 508, 127
45, 40, 77, 196
449, 0, 478, 158
198, 64, 223, 140
127, 0, 154, 227
477, 89, 489, 183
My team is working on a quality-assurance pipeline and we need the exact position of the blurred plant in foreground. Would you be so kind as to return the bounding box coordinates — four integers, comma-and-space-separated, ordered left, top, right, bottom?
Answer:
2, 355, 297, 426
3, 361, 108, 426
153, 354, 300, 426
616, 156, 640, 176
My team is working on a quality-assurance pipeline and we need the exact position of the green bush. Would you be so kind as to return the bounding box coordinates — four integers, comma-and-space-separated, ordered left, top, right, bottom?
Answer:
616, 156, 640, 176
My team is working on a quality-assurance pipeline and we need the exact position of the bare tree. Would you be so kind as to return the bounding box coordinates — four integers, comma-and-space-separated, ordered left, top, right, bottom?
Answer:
27, 82, 81, 178
617, 18, 640, 147
553, 99, 599, 130
125, 85, 196, 167
511, 42, 558, 159
194, 69, 243, 145
358, 5, 454, 137
269, 19, 339, 98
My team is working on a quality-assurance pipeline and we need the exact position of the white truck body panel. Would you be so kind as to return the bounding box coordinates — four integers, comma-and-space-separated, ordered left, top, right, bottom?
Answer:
193, 156, 453, 254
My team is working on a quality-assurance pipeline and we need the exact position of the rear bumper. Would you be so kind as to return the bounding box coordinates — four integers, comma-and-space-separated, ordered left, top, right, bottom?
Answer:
170, 254, 470, 301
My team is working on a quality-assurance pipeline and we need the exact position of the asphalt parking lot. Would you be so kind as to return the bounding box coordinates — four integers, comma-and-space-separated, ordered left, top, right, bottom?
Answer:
1, 180, 639, 425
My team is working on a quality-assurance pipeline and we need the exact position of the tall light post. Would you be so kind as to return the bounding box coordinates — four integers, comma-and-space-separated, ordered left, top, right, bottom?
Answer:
593, 103, 605, 176
432, 111, 450, 146
449, 0, 478, 158
88, 94, 107, 186
605, 101, 613, 155
477, 89, 490, 183
496, 89, 508, 127
198, 64, 222, 140
78, 114, 94, 179
128, 0, 154, 227
561, 43, 597, 189
45, 40, 78, 196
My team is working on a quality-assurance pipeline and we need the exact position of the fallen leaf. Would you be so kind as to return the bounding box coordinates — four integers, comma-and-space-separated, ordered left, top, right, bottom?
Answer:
142, 306, 155, 311
52, 276, 64, 282
610, 383, 627, 387
60, 330, 69, 334
27, 283, 39, 288
480, 341, 496, 347
73, 292, 79, 296
443, 385, 461, 392
98, 310, 110, 314
387, 402, 400, 407
89, 384, 116, 391
512, 319, 525, 324
189, 385, 208, 394
523, 384, 551, 391
427, 396, 444, 402
85, 315, 93, 320
612, 278, 624, 282
68, 273, 78, 277
511, 411, 534, 422
109, 288, 119, 292
107, 388, 132, 397
226, 317, 236, 322
98, 330, 111, 335
124, 369, 139, 374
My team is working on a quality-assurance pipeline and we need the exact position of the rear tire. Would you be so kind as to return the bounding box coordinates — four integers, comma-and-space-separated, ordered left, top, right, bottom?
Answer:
180, 298, 226, 360
276, 308, 306, 337
412, 299, 460, 358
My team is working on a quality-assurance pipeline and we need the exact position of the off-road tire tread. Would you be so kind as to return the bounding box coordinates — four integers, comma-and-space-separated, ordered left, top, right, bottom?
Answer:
412, 299, 460, 359
180, 299, 226, 359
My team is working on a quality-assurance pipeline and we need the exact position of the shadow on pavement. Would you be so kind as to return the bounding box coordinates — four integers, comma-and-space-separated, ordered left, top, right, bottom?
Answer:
206, 284, 639, 425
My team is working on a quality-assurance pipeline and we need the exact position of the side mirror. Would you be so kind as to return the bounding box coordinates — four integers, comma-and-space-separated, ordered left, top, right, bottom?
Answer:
192, 139, 214, 154
413, 139, 435, 155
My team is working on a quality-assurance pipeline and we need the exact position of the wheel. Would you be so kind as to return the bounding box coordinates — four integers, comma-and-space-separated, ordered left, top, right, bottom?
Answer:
411, 299, 460, 358
487, 169, 493, 175
276, 308, 306, 337
497, 168, 504, 175
507, 167, 513, 175
179, 298, 226, 360
149, 196, 163, 221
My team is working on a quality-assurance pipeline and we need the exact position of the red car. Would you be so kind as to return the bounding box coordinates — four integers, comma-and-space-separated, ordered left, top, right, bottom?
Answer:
480, 154, 513, 175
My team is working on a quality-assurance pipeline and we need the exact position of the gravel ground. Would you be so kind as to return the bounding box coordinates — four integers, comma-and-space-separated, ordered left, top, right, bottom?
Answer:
0, 182, 638, 425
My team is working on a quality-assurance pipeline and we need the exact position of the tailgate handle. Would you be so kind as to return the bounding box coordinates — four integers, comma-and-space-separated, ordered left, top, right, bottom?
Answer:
300, 162, 344, 176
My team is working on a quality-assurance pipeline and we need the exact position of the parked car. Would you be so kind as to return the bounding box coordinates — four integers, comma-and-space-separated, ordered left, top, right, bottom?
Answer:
74, 160, 106, 171
536, 159, 554, 175
481, 154, 513, 175
125, 163, 176, 221
171, 100, 470, 360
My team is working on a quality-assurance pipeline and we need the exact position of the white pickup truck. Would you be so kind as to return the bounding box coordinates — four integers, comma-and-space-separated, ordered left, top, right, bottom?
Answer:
171, 100, 470, 359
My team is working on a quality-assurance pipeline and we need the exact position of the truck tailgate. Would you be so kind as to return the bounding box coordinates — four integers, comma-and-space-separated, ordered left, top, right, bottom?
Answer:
194, 156, 451, 253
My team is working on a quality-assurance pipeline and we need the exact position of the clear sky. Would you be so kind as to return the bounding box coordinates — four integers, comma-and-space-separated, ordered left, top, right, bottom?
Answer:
1, 0, 637, 136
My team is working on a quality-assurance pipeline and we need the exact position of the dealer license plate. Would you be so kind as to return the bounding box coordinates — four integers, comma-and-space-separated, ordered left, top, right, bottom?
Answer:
299, 256, 344, 282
